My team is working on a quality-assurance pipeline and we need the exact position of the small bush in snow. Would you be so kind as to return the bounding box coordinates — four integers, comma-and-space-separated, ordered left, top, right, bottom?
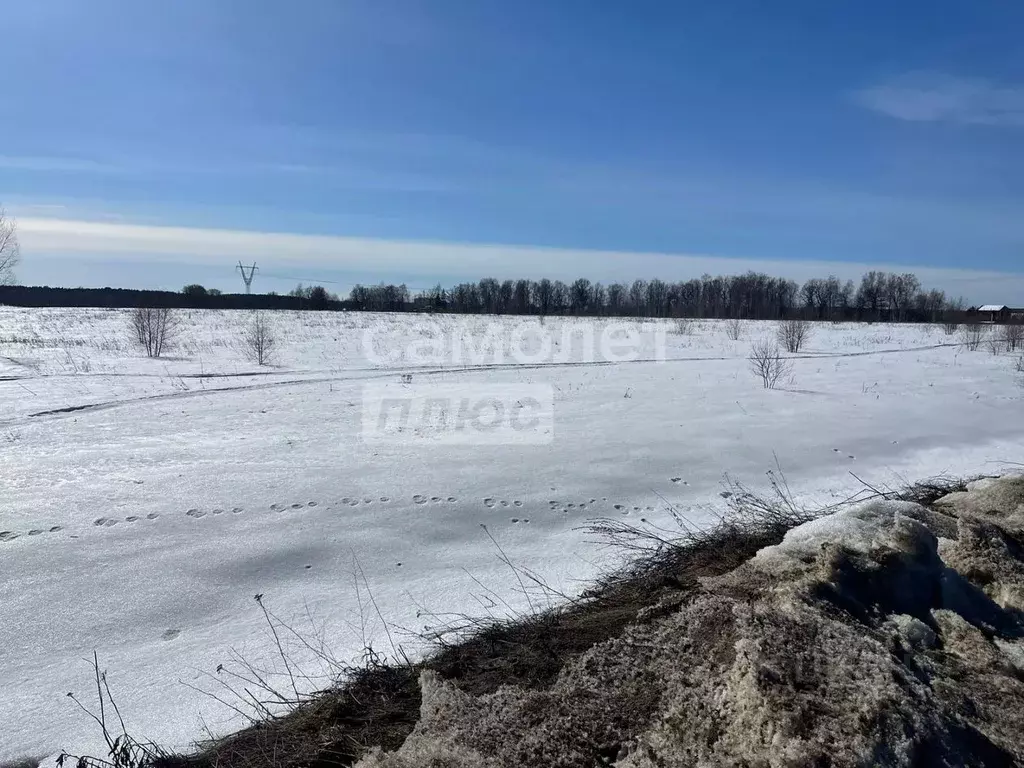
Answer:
776, 319, 811, 353
673, 318, 694, 336
130, 307, 177, 358
242, 311, 276, 366
748, 339, 792, 390
1004, 323, 1023, 353
959, 324, 987, 352
942, 321, 960, 336
725, 318, 743, 341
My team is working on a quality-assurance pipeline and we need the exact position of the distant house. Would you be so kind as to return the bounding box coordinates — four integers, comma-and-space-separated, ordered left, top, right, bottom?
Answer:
972, 305, 1023, 323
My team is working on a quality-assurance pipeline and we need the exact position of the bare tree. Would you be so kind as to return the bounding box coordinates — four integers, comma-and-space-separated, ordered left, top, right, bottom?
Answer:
959, 324, 987, 352
777, 319, 812, 353
130, 307, 178, 358
725, 318, 743, 341
0, 208, 20, 285
242, 311, 276, 365
748, 339, 792, 390
1004, 322, 1023, 353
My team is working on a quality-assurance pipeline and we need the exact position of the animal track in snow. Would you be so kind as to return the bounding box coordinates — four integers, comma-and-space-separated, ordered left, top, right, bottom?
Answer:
185, 509, 207, 519
485, 497, 523, 509
411, 494, 458, 505
27, 529, 42, 536
0, 531, 20, 542
93, 517, 118, 527
161, 629, 181, 641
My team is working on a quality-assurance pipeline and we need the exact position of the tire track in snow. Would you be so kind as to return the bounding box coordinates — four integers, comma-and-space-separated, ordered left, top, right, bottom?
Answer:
4, 342, 961, 428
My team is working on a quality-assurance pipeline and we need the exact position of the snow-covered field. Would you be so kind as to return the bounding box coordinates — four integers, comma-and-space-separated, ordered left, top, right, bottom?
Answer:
1, 307, 1023, 763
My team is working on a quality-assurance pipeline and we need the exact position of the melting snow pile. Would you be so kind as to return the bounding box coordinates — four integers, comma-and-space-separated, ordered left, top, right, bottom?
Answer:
359, 476, 1024, 767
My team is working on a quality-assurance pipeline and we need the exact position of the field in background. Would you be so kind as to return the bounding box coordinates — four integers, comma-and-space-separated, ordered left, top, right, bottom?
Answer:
1, 307, 1023, 762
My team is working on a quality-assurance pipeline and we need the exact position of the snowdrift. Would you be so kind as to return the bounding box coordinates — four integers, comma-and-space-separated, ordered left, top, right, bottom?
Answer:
358, 476, 1024, 767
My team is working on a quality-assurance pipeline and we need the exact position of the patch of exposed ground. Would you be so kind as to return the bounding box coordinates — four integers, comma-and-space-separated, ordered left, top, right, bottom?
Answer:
98, 475, 1024, 767
355, 476, 1024, 767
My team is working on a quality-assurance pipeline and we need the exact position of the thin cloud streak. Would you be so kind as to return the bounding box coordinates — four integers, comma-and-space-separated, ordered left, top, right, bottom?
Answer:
853, 72, 1024, 126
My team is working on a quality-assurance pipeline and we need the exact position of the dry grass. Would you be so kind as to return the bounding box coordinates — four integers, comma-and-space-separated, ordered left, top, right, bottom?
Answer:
66, 472, 977, 768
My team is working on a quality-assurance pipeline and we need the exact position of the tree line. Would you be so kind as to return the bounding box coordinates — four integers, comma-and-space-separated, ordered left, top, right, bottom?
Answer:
352, 270, 964, 322
1, 270, 970, 323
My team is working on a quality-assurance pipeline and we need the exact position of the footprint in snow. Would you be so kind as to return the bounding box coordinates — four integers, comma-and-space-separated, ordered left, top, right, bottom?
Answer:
380, 497, 390, 503
291, 503, 303, 509
232, 507, 244, 514
0, 531, 20, 542
513, 501, 523, 507
671, 477, 683, 484
447, 496, 457, 503
613, 504, 624, 511
94, 518, 118, 527
307, 501, 318, 507
27, 529, 43, 536
186, 509, 207, 519
125, 516, 139, 523
483, 498, 496, 508
412, 494, 427, 505
212, 508, 224, 515
161, 629, 181, 641
146, 513, 159, 520
49, 526, 62, 532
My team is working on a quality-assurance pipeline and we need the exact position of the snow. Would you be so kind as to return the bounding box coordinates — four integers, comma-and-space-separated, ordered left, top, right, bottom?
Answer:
753, 500, 936, 567
1, 308, 1023, 763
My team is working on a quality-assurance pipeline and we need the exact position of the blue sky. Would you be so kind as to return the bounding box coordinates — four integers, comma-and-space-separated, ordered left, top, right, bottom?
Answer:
2, 0, 1024, 301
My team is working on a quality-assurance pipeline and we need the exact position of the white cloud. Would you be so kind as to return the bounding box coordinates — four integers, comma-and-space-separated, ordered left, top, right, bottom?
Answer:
852, 72, 1024, 126
16, 217, 1024, 303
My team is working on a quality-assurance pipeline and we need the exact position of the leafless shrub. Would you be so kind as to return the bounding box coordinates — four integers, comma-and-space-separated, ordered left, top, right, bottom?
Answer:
942, 321, 960, 335
1016, 355, 1024, 375
776, 318, 811, 353
1004, 323, 1023, 352
58, 652, 172, 768
130, 307, 177, 358
724, 318, 743, 341
673, 318, 694, 335
959, 323, 987, 352
748, 339, 792, 389
242, 311, 276, 365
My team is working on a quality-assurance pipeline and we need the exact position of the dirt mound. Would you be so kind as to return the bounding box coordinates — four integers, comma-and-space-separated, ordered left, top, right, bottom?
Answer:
358, 477, 1024, 767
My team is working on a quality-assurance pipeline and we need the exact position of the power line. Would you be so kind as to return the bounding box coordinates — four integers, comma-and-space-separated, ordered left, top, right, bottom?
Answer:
237, 261, 259, 294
